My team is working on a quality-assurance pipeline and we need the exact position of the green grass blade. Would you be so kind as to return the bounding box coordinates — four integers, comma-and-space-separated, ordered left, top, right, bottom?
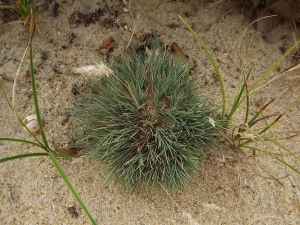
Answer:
249, 39, 300, 93
29, 42, 49, 150
244, 67, 252, 124
244, 85, 250, 124
254, 113, 283, 136
238, 120, 278, 147
265, 137, 300, 161
227, 65, 253, 121
1, 80, 46, 146
47, 151, 97, 225
226, 40, 300, 123
0, 152, 49, 163
242, 145, 300, 175
247, 99, 277, 128
0, 137, 44, 148
0, 79, 14, 111
1, 86, 45, 146
247, 111, 263, 128
4, 5, 96, 224
29, 43, 96, 222
0, 152, 73, 164
179, 16, 226, 120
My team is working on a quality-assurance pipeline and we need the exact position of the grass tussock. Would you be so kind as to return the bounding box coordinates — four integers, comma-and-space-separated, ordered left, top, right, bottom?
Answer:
72, 38, 222, 192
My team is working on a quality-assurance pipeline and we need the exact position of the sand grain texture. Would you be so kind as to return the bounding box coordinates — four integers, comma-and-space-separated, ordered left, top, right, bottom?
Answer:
1, 0, 300, 224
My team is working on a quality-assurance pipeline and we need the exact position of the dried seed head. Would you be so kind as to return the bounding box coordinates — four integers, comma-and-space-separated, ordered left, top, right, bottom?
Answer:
74, 62, 113, 79
208, 117, 216, 127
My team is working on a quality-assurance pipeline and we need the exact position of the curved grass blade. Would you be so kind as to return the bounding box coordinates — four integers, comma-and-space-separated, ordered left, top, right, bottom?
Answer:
234, 39, 300, 118
1, 75, 46, 147
265, 137, 300, 161
179, 15, 226, 120
227, 65, 253, 121
0, 153, 73, 163
47, 151, 98, 225
0, 152, 49, 163
242, 145, 300, 175
29, 31, 50, 151
0, 137, 44, 148
2, 4, 98, 225
250, 39, 300, 93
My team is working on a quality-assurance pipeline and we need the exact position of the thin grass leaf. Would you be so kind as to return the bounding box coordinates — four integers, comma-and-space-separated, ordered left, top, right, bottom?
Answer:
244, 68, 251, 124
0, 152, 72, 163
0, 153, 49, 163
244, 97, 251, 125
238, 113, 283, 147
0, 137, 44, 149
250, 39, 300, 93
47, 151, 97, 225
227, 65, 253, 121
230, 41, 300, 123
247, 89, 286, 127
0, 79, 13, 111
1, 4, 97, 224
233, 39, 300, 116
179, 16, 226, 120
1, 80, 45, 145
242, 145, 300, 175
28, 22, 50, 151
265, 137, 300, 161
11, 0, 34, 21
255, 112, 285, 137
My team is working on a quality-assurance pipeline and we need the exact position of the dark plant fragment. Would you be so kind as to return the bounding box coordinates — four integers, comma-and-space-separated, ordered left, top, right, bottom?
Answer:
68, 9, 103, 27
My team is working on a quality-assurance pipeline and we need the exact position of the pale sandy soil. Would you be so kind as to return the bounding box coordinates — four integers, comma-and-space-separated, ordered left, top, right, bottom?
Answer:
1, 0, 300, 224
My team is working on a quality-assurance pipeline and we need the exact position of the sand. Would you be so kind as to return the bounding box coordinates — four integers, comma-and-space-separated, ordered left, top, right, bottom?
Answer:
1, 0, 300, 224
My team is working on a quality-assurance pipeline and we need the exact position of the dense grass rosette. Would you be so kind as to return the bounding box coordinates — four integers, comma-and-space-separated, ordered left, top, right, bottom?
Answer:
72, 40, 221, 191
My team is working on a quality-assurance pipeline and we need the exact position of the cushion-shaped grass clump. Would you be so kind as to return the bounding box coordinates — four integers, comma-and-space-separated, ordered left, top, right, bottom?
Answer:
72, 38, 221, 192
